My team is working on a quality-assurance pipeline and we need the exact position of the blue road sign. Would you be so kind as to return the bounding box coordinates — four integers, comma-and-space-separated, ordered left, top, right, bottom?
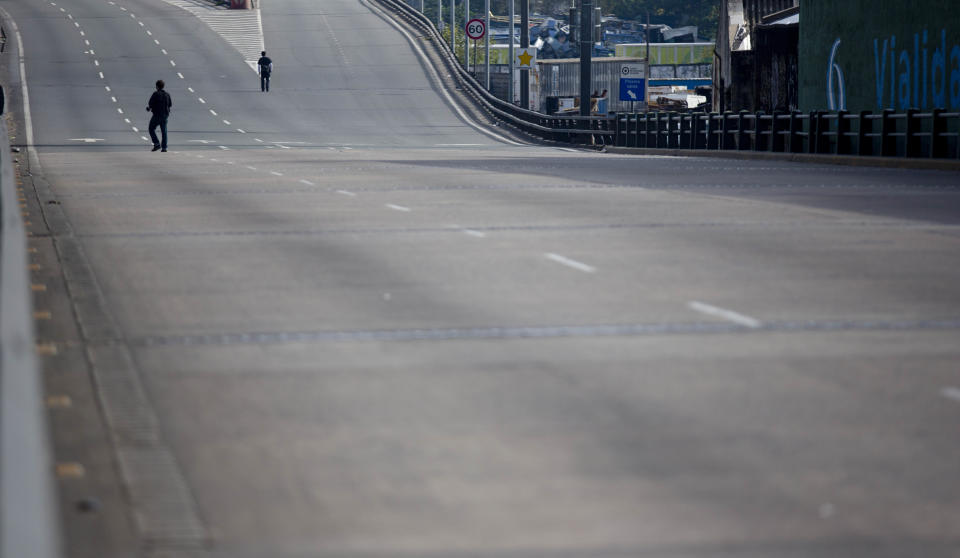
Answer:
619, 78, 645, 102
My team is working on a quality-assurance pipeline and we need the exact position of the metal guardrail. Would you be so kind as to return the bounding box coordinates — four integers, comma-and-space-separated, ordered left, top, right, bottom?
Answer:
0, 106, 61, 556
375, 0, 615, 143
612, 110, 960, 159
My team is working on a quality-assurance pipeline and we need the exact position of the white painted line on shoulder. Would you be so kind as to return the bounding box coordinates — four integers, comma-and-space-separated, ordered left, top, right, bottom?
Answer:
299, 179, 314, 186
941, 387, 960, 403
132, 126, 139, 132
386, 204, 411, 212
105, 86, 111, 92
160, 48, 167, 54
187, 87, 194, 93
222, 120, 231, 125
146, 30, 152, 36
141, 135, 149, 141
67, 13, 72, 18
154, 39, 160, 45
116, 108, 123, 114
236, 129, 246, 133
74, 21, 79, 27
463, 229, 486, 238
254, 138, 264, 143
226, 161, 236, 165
111, 96, 116, 102
79, 30, 84, 36
84, 39, 90, 46
218, 146, 229, 150
123, 118, 130, 124
209, 158, 218, 162
98, 72, 104, 79
245, 166, 257, 170
93, 59, 99, 66
60, 7, 65, 11
138, 21, 144, 26
197, 97, 205, 103
688, 301, 762, 328
209, 109, 217, 116
336, 190, 357, 197
89, 49, 95, 55
545, 253, 596, 273
177, 72, 184, 79
270, 171, 283, 176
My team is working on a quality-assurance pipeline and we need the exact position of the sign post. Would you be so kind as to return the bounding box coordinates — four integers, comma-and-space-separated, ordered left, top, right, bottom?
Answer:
466, 19, 485, 75
618, 62, 647, 111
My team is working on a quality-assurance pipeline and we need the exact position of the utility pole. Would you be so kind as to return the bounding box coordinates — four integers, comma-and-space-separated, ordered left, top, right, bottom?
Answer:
484, 0, 490, 89
520, 0, 529, 109
579, 0, 592, 117
645, 9, 650, 112
450, 0, 456, 52
465, 0, 470, 68
508, 0, 515, 104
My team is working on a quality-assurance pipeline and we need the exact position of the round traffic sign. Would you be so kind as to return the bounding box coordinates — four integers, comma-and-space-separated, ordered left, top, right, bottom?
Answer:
465, 18, 486, 40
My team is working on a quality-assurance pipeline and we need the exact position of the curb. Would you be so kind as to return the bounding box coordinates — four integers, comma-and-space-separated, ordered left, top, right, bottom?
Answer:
602, 146, 960, 171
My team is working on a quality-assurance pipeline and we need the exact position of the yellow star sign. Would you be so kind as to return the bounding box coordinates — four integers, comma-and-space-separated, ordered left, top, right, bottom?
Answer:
517, 49, 534, 67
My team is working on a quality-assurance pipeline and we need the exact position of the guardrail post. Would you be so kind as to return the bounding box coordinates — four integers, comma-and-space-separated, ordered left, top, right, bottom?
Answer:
788, 111, 801, 153
689, 113, 700, 149
905, 108, 921, 157
614, 114, 622, 146
769, 111, 781, 152
736, 111, 748, 150
881, 109, 896, 156
708, 113, 719, 150
720, 112, 730, 150
857, 111, 873, 156
644, 112, 653, 148
808, 111, 820, 154
930, 108, 946, 158
753, 111, 764, 151
835, 110, 850, 155
668, 113, 678, 148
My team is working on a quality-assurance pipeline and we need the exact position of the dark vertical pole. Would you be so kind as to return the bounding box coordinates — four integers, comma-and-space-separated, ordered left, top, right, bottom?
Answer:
579, 0, 592, 118
520, 0, 529, 109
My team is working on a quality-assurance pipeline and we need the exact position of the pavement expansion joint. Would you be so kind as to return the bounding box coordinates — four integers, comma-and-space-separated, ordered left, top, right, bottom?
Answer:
129, 317, 960, 348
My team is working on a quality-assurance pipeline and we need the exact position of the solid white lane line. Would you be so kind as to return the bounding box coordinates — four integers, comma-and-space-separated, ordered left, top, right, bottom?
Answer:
688, 301, 762, 328
299, 179, 314, 186
545, 253, 596, 273
336, 190, 356, 197
941, 387, 960, 403
270, 171, 283, 176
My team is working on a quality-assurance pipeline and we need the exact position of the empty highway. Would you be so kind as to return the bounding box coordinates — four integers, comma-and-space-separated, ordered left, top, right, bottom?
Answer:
2, 0, 959, 557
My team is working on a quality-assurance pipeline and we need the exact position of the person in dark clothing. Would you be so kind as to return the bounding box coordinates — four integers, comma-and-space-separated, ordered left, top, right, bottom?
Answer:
257, 51, 273, 92
146, 79, 172, 152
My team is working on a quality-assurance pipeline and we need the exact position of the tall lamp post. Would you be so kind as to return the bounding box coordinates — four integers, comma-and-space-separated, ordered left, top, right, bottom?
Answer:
520, 0, 529, 109
579, 0, 592, 117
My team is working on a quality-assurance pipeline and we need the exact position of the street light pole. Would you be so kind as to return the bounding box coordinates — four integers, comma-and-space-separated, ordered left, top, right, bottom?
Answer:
508, 0, 515, 104
465, 0, 470, 68
484, 0, 490, 89
579, 0, 592, 117
450, 0, 455, 52
520, 0, 529, 109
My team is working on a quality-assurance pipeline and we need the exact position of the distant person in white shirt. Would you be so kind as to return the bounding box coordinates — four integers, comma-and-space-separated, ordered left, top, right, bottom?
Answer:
257, 51, 273, 92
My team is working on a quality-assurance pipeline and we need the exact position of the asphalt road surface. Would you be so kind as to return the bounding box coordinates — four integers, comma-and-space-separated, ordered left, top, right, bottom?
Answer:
2, 0, 960, 557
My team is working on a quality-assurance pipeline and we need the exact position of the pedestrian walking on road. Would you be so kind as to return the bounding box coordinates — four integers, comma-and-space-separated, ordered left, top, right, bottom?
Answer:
146, 79, 172, 152
258, 51, 273, 92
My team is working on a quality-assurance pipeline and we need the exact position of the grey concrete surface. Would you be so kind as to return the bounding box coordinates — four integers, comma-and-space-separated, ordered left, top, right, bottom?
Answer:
2, 0, 960, 556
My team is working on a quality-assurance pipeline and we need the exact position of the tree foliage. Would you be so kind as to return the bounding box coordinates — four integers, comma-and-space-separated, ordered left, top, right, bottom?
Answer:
598, 0, 718, 38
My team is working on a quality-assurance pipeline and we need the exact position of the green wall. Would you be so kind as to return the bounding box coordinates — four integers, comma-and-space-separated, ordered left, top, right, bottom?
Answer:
799, 0, 960, 112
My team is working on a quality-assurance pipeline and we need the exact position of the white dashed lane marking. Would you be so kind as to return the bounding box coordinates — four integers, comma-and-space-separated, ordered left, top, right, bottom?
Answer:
386, 204, 411, 212
688, 301, 762, 328
545, 253, 596, 273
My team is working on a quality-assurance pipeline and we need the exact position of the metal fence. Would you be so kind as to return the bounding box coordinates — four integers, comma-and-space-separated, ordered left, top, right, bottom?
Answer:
611, 110, 960, 159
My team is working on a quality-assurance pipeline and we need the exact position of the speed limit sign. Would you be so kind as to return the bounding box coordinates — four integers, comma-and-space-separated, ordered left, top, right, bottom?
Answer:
465, 18, 486, 40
